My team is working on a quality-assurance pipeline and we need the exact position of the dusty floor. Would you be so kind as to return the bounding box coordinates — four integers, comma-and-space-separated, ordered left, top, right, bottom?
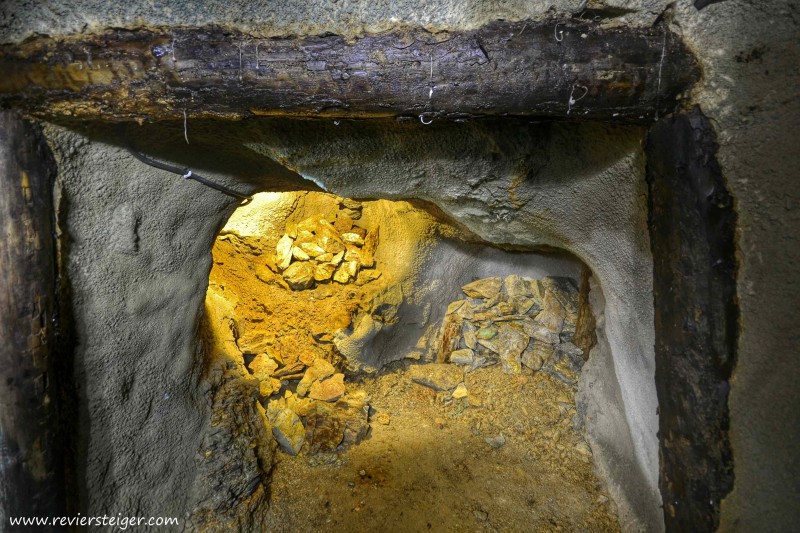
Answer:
206, 193, 619, 532
264, 364, 619, 532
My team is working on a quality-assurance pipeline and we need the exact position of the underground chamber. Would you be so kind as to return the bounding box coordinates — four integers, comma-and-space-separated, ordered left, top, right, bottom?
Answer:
200, 189, 619, 531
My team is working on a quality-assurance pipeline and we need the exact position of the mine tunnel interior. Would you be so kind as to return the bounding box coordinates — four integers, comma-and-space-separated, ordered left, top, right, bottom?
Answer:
3, 1, 788, 529
9, 114, 671, 531
201, 189, 618, 530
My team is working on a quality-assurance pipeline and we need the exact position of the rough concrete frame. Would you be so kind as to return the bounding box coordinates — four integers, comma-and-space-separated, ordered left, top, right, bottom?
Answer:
40, 117, 661, 530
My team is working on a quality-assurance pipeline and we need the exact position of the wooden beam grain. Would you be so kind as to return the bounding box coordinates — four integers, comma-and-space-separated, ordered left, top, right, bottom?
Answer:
0, 111, 66, 526
647, 107, 738, 532
0, 20, 699, 123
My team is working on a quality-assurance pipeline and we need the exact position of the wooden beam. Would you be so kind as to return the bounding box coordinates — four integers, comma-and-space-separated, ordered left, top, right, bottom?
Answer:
0, 112, 66, 525
0, 20, 698, 123
647, 107, 737, 531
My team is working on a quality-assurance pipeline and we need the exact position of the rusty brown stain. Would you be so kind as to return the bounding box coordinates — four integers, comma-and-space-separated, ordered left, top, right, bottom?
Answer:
607, 81, 634, 91
21, 170, 32, 203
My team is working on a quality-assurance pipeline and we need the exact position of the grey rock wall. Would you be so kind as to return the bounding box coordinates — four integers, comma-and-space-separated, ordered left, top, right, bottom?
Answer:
0, 0, 672, 43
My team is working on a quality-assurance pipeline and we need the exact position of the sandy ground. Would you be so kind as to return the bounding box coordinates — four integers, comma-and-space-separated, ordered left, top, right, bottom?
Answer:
264, 364, 619, 532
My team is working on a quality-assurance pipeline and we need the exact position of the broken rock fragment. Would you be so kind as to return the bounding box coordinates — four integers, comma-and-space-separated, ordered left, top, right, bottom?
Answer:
341, 232, 365, 246
452, 383, 469, 399
344, 260, 359, 278
273, 360, 306, 378
259, 378, 282, 397
313, 262, 337, 282
521, 340, 555, 371
275, 234, 294, 270
360, 228, 379, 267
248, 353, 279, 381
292, 246, 311, 261
283, 261, 314, 290
477, 324, 529, 375
476, 326, 497, 341
268, 406, 305, 456
309, 373, 346, 402
340, 198, 362, 210
297, 358, 337, 397
449, 348, 475, 366
536, 289, 566, 333
504, 274, 530, 299
463, 328, 477, 350
300, 241, 326, 257
334, 213, 354, 233
304, 395, 369, 454
333, 264, 352, 283
461, 277, 503, 300
355, 269, 382, 286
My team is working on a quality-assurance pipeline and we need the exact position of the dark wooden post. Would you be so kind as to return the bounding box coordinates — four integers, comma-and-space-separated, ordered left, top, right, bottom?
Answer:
0, 111, 66, 526
646, 107, 738, 531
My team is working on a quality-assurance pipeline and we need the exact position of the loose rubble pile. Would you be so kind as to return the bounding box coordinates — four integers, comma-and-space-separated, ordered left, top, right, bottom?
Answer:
274, 199, 380, 290
221, 199, 388, 456
437, 275, 586, 385
241, 273, 585, 455
265, 388, 370, 457
239, 330, 370, 456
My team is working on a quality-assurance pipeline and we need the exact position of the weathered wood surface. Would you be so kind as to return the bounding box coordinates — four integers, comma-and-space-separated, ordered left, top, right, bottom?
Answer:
0, 112, 66, 525
0, 20, 698, 123
647, 107, 738, 532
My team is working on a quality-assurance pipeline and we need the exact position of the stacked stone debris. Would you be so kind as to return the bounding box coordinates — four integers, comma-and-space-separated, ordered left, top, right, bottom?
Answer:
439, 275, 586, 385
274, 199, 379, 290
238, 330, 370, 456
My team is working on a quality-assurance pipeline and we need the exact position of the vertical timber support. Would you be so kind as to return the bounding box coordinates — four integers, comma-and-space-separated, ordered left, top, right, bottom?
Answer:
646, 107, 738, 531
0, 112, 66, 526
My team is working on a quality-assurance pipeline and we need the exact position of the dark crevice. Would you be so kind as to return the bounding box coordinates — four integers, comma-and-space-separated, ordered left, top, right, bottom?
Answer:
48, 125, 81, 519
694, 0, 728, 11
